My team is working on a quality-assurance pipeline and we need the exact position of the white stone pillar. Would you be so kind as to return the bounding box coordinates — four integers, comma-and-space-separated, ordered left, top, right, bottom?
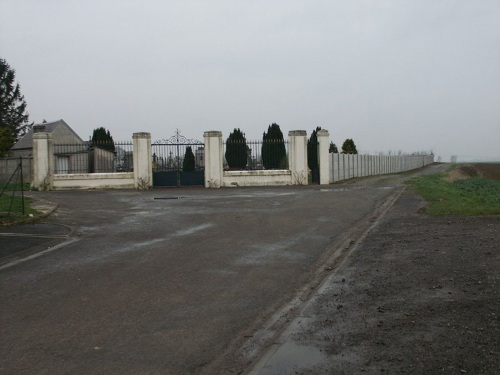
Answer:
288, 130, 308, 185
317, 129, 330, 185
133, 132, 152, 189
31, 125, 53, 190
204, 131, 223, 188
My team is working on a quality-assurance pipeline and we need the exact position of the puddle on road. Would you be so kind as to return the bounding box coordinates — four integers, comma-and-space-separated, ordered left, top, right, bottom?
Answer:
259, 342, 327, 374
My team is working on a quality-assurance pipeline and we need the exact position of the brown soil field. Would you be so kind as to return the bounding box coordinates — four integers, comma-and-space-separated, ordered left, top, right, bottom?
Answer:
446, 163, 500, 182
473, 163, 500, 180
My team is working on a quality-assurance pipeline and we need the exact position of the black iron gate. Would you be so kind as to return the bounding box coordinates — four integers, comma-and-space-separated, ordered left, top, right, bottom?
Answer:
152, 130, 204, 187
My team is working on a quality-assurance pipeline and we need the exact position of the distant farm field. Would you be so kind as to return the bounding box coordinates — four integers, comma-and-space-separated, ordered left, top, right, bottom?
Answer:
473, 163, 500, 180
408, 163, 500, 216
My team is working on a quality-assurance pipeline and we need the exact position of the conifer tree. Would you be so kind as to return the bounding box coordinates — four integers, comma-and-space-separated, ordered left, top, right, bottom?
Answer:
262, 123, 287, 169
91, 127, 115, 152
341, 138, 358, 154
0, 58, 32, 156
183, 146, 195, 171
307, 126, 321, 169
225, 128, 247, 169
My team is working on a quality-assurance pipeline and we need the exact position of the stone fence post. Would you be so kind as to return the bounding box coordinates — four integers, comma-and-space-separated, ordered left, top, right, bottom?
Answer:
133, 132, 152, 189
288, 130, 308, 185
317, 129, 330, 185
203, 131, 223, 188
31, 125, 53, 190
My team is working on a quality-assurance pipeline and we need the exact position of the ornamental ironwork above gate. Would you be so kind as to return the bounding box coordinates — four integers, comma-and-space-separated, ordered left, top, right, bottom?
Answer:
153, 129, 202, 145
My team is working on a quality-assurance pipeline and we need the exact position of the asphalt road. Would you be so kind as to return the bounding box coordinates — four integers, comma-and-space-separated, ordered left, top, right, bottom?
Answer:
0, 223, 72, 268
0, 172, 438, 375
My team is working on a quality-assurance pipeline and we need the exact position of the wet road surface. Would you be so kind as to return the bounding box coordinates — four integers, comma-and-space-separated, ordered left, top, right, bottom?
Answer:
0, 166, 447, 374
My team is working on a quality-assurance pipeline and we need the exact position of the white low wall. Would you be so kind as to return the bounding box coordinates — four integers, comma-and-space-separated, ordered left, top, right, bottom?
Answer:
222, 170, 292, 187
53, 172, 135, 190
31, 129, 152, 190
329, 154, 434, 183
204, 130, 308, 188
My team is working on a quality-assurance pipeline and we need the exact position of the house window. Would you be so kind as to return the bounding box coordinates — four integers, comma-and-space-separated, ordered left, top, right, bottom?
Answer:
56, 156, 69, 174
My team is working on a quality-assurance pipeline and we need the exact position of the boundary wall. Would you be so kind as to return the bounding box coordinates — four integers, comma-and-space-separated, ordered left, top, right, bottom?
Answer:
30, 125, 152, 190
203, 129, 433, 188
329, 153, 434, 183
203, 130, 309, 188
26, 125, 434, 190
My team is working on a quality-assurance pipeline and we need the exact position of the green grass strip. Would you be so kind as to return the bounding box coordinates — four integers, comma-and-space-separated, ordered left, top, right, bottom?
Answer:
408, 172, 500, 216
0, 195, 28, 213
0, 182, 40, 224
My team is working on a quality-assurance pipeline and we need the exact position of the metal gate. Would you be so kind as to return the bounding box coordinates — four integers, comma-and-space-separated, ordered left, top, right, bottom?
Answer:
152, 130, 204, 187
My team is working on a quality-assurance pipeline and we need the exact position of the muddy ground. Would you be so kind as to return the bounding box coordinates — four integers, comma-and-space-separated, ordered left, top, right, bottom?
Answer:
232, 164, 500, 374
280, 193, 499, 374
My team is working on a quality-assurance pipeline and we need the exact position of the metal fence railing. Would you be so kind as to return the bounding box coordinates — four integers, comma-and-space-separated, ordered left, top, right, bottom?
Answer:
223, 139, 289, 170
53, 141, 133, 174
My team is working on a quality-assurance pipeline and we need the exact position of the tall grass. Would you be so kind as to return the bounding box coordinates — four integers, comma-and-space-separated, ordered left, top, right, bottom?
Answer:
408, 172, 500, 216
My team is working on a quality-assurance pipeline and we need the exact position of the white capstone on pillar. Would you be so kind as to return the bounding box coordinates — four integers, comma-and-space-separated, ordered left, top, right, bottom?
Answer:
31, 125, 53, 190
133, 132, 152, 189
203, 131, 223, 188
288, 130, 308, 185
317, 129, 330, 185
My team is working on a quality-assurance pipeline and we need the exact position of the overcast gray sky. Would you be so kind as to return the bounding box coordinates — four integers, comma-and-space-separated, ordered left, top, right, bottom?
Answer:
1, 0, 499, 161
